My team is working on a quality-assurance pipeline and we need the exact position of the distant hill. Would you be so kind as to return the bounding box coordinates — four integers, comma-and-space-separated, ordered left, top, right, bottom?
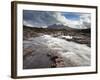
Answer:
23, 24, 90, 33
48, 23, 68, 29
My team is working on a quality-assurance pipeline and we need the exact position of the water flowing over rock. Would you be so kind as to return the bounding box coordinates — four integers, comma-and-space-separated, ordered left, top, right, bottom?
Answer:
23, 35, 91, 69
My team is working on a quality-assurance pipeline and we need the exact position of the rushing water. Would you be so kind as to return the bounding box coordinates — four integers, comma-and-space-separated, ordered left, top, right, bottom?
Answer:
23, 35, 91, 69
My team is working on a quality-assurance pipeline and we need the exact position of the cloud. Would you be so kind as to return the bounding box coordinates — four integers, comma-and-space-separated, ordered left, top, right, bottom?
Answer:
23, 10, 61, 28
47, 12, 82, 29
23, 10, 91, 29
52, 12, 69, 25
54, 12, 91, 29
79, 14, 91, 29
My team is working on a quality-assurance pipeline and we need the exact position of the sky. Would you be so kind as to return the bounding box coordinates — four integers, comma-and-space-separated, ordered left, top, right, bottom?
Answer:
23, 10, 91, 29
62, 12, 80, 20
